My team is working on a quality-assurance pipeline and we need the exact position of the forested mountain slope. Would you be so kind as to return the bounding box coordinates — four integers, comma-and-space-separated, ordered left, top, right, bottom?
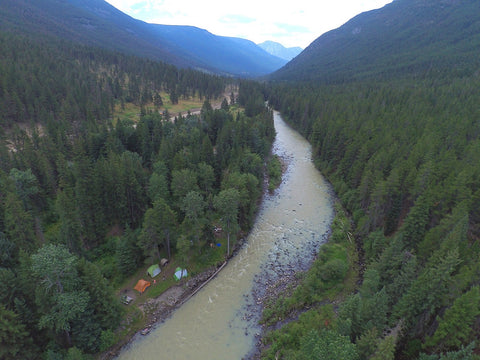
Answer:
0, 33, 225, 129
0, 0, 286, 77
0, 32, 275, 359
271, 0, 480, 82
265, 70, 480, 360
260, 0, 480, 359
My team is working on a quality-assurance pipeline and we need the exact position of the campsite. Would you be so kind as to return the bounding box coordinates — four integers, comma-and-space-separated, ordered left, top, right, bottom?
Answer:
107, 257, 226, 356
114, 261, 177, 338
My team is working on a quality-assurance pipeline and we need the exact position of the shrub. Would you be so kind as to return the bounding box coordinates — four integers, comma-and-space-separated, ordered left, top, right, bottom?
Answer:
320, 258, 349, 283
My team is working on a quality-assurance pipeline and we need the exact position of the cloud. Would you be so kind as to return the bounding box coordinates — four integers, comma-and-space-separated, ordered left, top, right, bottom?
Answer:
105, 0, 393, 48
219, 14, 256, 24
130, 1, 147, 10
275, 23, 310, 34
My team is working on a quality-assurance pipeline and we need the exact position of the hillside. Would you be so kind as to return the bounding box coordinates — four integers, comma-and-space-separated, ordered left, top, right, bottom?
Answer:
271, 0, 480, 82
0, 0, 286, 77
260, 0, 480, 359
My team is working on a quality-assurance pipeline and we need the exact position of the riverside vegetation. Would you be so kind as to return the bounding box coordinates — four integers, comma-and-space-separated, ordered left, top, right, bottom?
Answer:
255, 3, 480, 357
0, 32, 276, 359
258, 63, 480, 359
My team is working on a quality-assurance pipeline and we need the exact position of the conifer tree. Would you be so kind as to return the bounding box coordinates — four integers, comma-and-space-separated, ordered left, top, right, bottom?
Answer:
0, 305, 35, 360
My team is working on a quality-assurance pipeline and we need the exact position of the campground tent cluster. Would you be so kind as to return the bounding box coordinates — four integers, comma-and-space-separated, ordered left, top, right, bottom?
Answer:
133, 264, 188, 295
133, 264, 161, 294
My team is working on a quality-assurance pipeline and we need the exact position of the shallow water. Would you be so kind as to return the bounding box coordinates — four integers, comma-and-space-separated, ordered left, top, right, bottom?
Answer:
116, 112, 334, 360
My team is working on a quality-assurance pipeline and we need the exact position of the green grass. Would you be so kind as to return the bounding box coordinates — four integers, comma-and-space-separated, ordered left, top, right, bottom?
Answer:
144, 277, 176, 299
162, 93, 204, 115
113, 102, 141, 124
189, 245, 226, 273
112, 92, 214, 124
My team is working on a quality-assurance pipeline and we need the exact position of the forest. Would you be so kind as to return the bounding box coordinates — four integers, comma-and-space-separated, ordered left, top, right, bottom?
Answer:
0, 32, 275, 359
259, 62, 480, 358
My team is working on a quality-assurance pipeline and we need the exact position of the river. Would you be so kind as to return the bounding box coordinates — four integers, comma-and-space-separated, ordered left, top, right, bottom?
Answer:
116, 111, 334, 360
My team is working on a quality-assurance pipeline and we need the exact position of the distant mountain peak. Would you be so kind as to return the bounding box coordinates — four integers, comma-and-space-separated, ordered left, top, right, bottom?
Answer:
257, 41, 302, 61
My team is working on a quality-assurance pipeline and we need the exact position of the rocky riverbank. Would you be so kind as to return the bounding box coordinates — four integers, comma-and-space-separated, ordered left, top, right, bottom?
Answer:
99, 262, 226, 359
242, 224, 331, 359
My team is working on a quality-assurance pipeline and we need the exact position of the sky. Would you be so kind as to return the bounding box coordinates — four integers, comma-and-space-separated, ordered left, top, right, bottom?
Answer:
104, 0, 393, 49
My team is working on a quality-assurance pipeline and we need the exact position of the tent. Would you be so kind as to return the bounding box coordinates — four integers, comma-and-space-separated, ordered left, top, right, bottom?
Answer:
134, 279, 151, 294
174, 267, 188, 281
121, 295, 133, 305
147, 264, 161, 278
160, 258, 169, 267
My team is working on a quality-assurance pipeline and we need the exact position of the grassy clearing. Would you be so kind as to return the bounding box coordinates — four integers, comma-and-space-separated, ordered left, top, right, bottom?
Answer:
112, 92, 221, 124
162, 95, 204, 115
112, 102, 141, 124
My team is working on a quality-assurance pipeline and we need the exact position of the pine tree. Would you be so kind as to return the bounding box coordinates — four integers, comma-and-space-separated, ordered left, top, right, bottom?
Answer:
4, 193, 36, 254
0, 305, 35, 360
213, 188, 240, 256
424, 286, 480, 352
139, 198, 177, 260
298, 329, 358, 360
394, 248, 462, 332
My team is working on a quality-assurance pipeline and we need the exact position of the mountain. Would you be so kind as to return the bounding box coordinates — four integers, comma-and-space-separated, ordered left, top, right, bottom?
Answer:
146, 26, 287, 76
0, 0, 287, 77
258, 41, 303, 61
270, 0, 480, 82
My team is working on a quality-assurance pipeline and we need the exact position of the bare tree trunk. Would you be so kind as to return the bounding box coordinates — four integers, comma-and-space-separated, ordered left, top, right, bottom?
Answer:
65, 329, 72, 347
165, 232, 171, 259
227, 232, 230, 256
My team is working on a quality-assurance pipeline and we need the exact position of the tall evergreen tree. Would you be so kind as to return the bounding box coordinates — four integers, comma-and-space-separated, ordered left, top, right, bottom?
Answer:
139, 198, 177, 260
0, 305, 35, 360
214, 188, 240, 256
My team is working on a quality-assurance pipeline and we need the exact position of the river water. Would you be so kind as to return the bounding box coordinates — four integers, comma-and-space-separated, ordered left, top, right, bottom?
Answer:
116, 111, 334, 360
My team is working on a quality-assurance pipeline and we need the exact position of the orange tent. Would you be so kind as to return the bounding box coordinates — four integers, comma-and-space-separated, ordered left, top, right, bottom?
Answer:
134, 279, 151, 294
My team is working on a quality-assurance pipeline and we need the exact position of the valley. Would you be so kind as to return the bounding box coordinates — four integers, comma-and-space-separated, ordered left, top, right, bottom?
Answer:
1, 0, 480, 359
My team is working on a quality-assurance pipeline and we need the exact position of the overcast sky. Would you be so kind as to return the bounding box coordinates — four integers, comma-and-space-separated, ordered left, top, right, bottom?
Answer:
104, 0, 393, 49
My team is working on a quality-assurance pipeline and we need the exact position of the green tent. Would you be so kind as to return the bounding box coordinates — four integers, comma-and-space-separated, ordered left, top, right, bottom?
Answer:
174, 267, 188, 281
147, 264, 161, 277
